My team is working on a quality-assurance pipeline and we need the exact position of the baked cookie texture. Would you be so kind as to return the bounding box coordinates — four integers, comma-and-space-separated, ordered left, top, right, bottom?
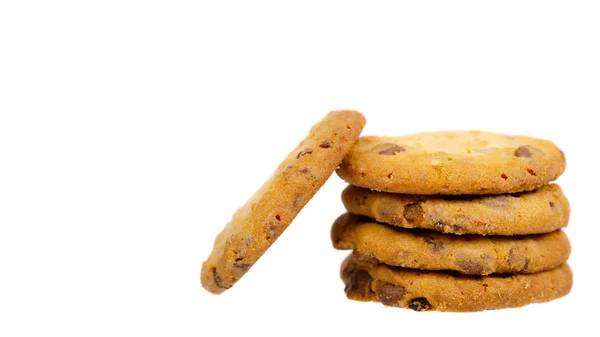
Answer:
337, 131, 566, 195
332, 213, 571, 275
201, 110, 365, 294
342, 256, 572, 312
341, 184, 570, 235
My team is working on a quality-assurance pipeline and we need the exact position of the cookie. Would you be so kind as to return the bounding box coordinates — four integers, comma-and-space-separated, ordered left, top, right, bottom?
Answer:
200, 111, 366, 294
332, 213, 571, 275
341, 184, 570, 235
337, 131, 566, 195
341, 256, 572, 312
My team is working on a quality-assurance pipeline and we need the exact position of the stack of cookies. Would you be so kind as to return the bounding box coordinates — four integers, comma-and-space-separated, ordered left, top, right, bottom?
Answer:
332, 131, 572, 312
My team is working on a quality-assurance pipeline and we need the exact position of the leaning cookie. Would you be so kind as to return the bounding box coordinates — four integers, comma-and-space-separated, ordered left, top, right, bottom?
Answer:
341, 184, 569, 235
337, 131, 566, 195
341, 255, 572, 312
201, 111, 366, 294
332, 214, 571, 275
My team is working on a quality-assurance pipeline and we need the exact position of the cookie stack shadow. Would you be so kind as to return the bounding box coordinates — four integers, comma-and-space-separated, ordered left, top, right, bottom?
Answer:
331, 131, 572, 312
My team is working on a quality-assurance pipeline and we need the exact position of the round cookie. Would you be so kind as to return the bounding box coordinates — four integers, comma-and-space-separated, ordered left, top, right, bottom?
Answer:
201, 110, 366, 294
337, 131, 566, 195
331, 214, 571, 275
341, 255, 572, 312
341, 184, 570, 235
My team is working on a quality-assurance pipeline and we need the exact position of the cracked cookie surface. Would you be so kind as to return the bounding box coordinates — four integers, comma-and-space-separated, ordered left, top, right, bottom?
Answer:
201, 111, 365, 294
341, 255, 572, 312
332, 213, 571, 275
337, 131, 566, 195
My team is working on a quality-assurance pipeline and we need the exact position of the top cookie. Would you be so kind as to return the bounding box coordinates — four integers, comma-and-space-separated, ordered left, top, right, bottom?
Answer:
337, 131, 566, 195
201, 110, 366, 294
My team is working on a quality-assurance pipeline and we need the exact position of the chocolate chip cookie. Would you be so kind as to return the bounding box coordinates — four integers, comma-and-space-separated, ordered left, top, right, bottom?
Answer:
337, 131, 566, 195
332, 213, 571, 275
341, 184, 569, 235
342, 255, 572, 312
201, 110, 366, 294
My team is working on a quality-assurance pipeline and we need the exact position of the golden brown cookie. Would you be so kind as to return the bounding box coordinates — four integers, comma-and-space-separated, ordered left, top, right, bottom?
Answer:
337, 131, 566, 195
341, 255, 572, 312
331, 214, 571, 275
201, 111, 365, 294
341, 184, 569, 235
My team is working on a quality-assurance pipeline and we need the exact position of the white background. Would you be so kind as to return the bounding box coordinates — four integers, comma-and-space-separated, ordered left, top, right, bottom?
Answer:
1, 1, 599, 336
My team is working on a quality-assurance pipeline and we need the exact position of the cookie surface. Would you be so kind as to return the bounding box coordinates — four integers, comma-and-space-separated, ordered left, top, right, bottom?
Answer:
341, 256, 572, 312
332, 214, 571, 275
342, 184, 570, 235
337, 131, 566, 195
201, 111, 366, 294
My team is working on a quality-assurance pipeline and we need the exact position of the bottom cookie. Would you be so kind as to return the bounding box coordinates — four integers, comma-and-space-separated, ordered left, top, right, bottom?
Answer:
341, 256, 572, 312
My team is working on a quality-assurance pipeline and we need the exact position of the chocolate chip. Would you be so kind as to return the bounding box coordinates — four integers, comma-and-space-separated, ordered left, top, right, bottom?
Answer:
297, 148, 313, 158
403, 202, 423, 222
233, 258, 251, 271
345, 269, 372, 298
514, 146, 533, 158
319, 139, 331, 148
373, 143, 406, 155
434, 222, 447, 232
549, 201, 555, 209
527, 168, 537, 176
433, 221, 462, 234
293, 194, 303, 208
507, 247, 518, 267
375, 283, 406, 306
354, 252, 380, 264
522, 258, 530, 272
457, 260, 484, 275
212, 268, 230, 289
408, 298, 432, 311
355, 195, 368, 206
265, 223, 282, 241
423, 236, 444, 252
501, 173, 508, 180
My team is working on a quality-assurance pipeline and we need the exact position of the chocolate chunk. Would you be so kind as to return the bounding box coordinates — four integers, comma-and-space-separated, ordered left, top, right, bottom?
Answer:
408, 298, 432, 311
353, 252, 380, 264
345, 269, 372, 298
373, 143, 406, 155
212, 268, 230, 289
297, 148, 313, 158
265, 223, 282, 241
233, 258, 251, 271
433, 221, 461, 234
423, 236, 444, 252
375, 283, 406, 306
457, 260, 484, 275
403, 202, 423, 222
507, 247, 519, 267
319, 139, 331, 148
514, 146, 533, 158
434, 221, 447, 232
293, 194, 303, 208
